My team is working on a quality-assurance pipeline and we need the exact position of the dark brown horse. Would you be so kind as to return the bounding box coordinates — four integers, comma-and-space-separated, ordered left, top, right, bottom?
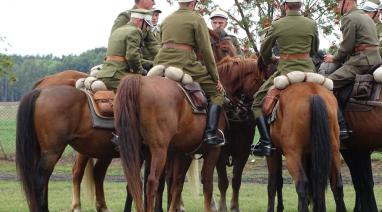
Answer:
214, 57, 263, 211
266, 83, 346, 212
340, 97, 382, 212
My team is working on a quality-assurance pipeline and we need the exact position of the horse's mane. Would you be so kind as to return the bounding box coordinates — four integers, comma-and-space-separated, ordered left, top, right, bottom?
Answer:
217, 56, 259, 77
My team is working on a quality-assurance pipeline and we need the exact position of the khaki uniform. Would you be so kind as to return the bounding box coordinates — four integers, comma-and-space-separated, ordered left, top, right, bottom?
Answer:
329, 8, 382, 89
97, 23, 148, 90
376, 20, 382, 55
111, 6, 160, 63
252, 11, 319, 118
154, 9, 223, 105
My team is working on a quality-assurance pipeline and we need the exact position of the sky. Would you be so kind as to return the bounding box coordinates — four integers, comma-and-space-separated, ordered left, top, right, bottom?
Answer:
0, 0, 335, 57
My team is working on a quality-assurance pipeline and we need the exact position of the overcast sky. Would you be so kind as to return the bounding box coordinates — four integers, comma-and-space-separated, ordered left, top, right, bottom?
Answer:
1, 0, 335, 56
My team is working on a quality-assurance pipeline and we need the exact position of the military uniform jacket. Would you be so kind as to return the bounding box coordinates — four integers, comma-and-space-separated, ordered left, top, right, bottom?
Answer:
97, 23, 146, 78
260, 11, 319, 73
154, 9, 219, 82
375, 20, 382, 55
111, 6, 160, 60
334, 8, 381, 66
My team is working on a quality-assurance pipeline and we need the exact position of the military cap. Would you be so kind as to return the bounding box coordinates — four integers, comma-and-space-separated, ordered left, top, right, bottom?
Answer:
361, 1, 379, 12
129, 8, 153, 19
369, 0, 381, 5
282, 0, 303, 3
176, 0, 195, 2
152, 8, 162, 13
379, 2, 382, 9
210, 9, 228, 19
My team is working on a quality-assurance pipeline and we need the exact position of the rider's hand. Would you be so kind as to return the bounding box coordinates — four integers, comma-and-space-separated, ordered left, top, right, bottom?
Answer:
216, 80, 224, 92
324, 54, 334, 63
139, 68, 148, 76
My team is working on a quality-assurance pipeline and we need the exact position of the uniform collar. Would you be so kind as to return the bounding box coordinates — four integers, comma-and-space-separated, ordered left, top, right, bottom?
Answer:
345, 7, 358, 16
286, 10, 301, 16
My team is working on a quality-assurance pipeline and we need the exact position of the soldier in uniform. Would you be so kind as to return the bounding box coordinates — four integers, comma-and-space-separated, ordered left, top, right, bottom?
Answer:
324, 0, 382, 139
111, 0, 159, 64
210, 9, 243, 56
154, 0, 225, 147
251, 0, 319, 156
151, 8, 162, 42
361, 1, 381, 55
96, 9, 153, 90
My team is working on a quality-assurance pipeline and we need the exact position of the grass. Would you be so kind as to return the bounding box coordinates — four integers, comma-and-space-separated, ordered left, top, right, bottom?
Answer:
1, 178, 382, 211
2, 157, 382, 212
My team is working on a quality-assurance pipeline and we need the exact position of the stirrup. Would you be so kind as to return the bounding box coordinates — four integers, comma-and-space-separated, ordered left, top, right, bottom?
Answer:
250, 141, 275, 157
340, 130, 352, 141
111, 132, 119, 151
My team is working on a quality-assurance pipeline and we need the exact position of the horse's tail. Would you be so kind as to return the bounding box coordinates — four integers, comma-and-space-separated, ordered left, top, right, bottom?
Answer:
187, 159, 200, 199
83, 158, 95, 205
15, 89, 41, 211
310, 94, 331, 211
114, 75, 144, 212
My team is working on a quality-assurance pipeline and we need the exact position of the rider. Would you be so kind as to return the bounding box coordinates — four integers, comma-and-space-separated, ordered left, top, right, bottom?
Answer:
97, 9, 154, 90
151, 8, 162, 42
362, 1, 382, 54
251, 0, 319, 156
111, 0, 159, 66
210, 8, 243, 56
154, 0, 225, 147
324, 0, 382, 138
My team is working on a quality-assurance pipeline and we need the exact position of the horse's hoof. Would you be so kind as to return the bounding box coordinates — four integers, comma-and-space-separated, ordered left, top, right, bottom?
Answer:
97, 207, 112, 212
218, 207, 228, 212
230, 208, 240, 212
72, 207, 81, 212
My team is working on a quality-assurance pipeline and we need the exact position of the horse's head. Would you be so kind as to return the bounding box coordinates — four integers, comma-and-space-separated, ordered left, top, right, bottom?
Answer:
218, 57, 264, 102
209, 28, 237, 62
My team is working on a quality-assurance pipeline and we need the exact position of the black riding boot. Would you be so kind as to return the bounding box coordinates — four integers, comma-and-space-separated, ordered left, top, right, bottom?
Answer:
250, 116, 274, 157
111, 132, 119, 151
337, 108, 351, 140
203, 104, 225, 147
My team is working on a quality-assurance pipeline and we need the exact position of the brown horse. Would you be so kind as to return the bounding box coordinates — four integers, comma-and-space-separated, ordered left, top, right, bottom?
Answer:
214, 57, 263, 211
340, 96, 382, 212
114, 74, 226, 212
265, 82, 346, 212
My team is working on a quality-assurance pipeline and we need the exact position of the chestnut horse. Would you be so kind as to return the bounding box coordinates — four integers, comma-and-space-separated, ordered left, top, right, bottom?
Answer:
214, 57, 263, 211
16, 28, 236, 212
266, 83, 346, 212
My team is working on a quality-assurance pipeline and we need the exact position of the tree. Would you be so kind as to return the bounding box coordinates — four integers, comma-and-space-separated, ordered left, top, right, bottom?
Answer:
0, 36, 15, 82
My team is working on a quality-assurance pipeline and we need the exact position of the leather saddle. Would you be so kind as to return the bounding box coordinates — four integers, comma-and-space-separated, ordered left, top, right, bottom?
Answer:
83, 90, 115, 129
177, 82, 208, 114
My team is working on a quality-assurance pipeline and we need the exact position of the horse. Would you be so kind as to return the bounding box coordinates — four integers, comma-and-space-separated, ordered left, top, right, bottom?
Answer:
265, 82, 346, 212
214, 57, 264, 211
15, 27, 237, 212
339, 93, 382, 212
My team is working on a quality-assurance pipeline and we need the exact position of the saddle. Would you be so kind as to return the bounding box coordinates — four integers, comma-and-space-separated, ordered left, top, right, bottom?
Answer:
334, 64, 382, 112
177, 82, 208, 114
83, 90, 115, 129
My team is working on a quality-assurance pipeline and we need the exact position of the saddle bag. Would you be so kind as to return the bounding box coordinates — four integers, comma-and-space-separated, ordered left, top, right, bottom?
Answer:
184, 82, 208, 110
351, 74, 374, 100
93, 90, 115, 117
262, 86, 281, 116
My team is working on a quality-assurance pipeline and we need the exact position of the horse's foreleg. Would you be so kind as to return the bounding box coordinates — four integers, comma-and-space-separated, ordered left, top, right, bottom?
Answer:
216, 150, 229, 212
146, 147, 167, 212
93, 158, 112, 212
266, 152, 283, 212
230, 152, 249, 212
71, 154, 89, 212
201, 148, 221, 212
285, 155, 308, 212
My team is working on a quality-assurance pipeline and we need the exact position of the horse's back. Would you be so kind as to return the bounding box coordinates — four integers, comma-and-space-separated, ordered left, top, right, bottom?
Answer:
33, 70, 87, 89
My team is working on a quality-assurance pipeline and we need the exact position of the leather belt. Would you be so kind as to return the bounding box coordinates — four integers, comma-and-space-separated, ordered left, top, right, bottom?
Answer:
354, 44, 378, 52
105, 55, 126, 62
162, 43, 193, 52
279, 53, 310, 60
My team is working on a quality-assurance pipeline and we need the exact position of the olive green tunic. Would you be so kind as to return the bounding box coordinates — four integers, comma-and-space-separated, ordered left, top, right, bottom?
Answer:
329, 8, 382, 89
111, 6, 159, 63
96, 23, 147, 90
154, 9, 223, 105
375, 20, 382, 55
252, 11, 319, 118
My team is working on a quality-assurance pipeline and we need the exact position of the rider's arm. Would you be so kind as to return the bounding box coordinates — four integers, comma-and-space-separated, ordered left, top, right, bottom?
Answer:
260, 25, 277, 65
333, 16, 355, 63
126, 30, 144, 73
